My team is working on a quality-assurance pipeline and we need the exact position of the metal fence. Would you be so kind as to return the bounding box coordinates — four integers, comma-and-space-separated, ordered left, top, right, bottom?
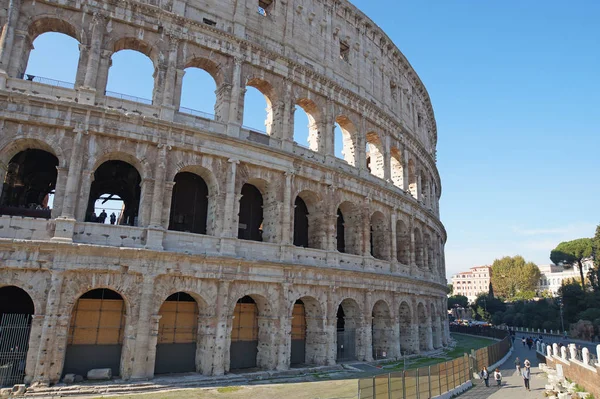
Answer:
357, 327, 512, 399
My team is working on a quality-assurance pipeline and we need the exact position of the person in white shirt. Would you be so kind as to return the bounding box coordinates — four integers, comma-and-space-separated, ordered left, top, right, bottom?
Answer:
494, 368, 502, 387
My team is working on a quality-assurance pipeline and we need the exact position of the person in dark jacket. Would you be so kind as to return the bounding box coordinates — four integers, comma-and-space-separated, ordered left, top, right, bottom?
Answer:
480, 366, 490, 387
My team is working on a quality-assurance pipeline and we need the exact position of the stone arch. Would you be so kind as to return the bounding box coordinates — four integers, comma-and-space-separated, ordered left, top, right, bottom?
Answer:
236, 171, 279, 243
337, 201, 362, 255
371, 300, 394, 360
335, 297, 362, 362
288, 295, 325, 366
244, 77, 277, 136
295, 98, 323, 151
390, 147, 404, 188
293, 190, 324, 250
177, 57, 224, 118
414, 226, 424, 269
396, 219, 410, 264
398, 301, 414, 355
370, 210, 390, 260
0, 137, 65, 169
63, 288, 128, 378
112, 37, 157, 64
90, 151, 150, 180
0, 271, 50, 317
335, 115, 358, 166
366, 131, 385, 179
183, 57, 225, 87
417, 302, 431, 352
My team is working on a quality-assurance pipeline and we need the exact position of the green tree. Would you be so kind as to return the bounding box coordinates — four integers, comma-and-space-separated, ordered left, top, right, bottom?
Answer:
551, 238, 593, 286
590, 225, 600, 292
447, 295, 468, 309
447, 284, 453, 295
490, 256, 541, 300
470, 293, 505, 322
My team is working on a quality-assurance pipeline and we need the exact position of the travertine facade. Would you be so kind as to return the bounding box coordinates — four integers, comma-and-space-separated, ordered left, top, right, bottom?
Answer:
0, 0, 448, 385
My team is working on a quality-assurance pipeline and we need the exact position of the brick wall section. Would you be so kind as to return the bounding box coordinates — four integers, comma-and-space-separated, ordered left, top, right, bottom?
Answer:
545, 356, 600, 398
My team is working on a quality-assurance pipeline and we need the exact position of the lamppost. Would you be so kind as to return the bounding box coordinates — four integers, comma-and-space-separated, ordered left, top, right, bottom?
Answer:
559, 300, 565, 336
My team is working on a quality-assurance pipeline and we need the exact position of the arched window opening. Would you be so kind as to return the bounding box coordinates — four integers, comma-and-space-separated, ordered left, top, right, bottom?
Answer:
390, 148, 404, 189
372, 301, 393, 360
334, 117, 357, 166
396, 220, 410, 265
336, 209, 346, 253
398, 302, 414, 355
23, 32, 80, 87
155, 292, 199, 374
293, 196, 309, 248
370, 212, 389, 261
169, 172, 209, 235
230, 296, 259, 370
64, 289, 125, 378
408, 159, 417, 199
243, 84, 271, 135
85, 161, 141, 226
290, 299, 307, 366
238, 184, 263, 242
91, 194, 124, 225
0, 286, 35, 386
179, 67, 217, 119
293, 105, 310, 148
106, 50, 154, 104
366, 132, 384, 179
0, 149, 58, 219
294, 99, 320, 151
336, 299, 359, 362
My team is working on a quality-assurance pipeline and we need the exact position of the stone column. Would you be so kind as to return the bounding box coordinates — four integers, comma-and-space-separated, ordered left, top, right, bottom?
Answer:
161, 181, 175, 229
146, 144, 168, 249
357, 117, 368, 173
212, 281, 230, 375
280, 172, 293, 245
220, 159, 239, 254
159, 37, 179, 120
83, 15, 105, 89
390, 211, 398, 264
323, 99, 335, 160
402, 148, 410, 192
23, 314, 45, 384
130, 274, 157, 379
226, 58, 243, 138
75, 43, 89, 88
389, 316, 401, 360
50, 166, 68, 219
138, 178, 153, 227
362, 198, 371, 257
383, 135, 392, 182
172, 68, 186, 111
409, 219, 416, 273
361, 291, 373, 362
75, 170, 94, 222
95, 49, 113, 99
197, 311, 217, 375
0, 0, 22, 82
214, 83, 232, 122
144, 315, 162, 379
276, 283, 292, 371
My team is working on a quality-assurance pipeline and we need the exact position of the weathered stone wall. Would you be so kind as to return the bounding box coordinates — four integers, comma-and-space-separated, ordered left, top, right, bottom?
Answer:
0, 0, 449, 386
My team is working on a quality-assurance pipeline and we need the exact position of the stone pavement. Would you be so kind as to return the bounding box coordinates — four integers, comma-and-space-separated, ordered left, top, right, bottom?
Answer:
458, 339, 547, 399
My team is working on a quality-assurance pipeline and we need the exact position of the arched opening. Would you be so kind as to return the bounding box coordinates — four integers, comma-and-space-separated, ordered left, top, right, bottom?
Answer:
169, 172, 209, 235
64, 289, 125, 378
336, 299, 360, 362
370, 211, 389, 260
0, 286, 34, 386
408, 159, 417, 199
336, 209, 346, 253
334, 116, 357, 166
414, 228, 424, 269
371, 301, 393, 360
337, 202, 361, 255
91, 194, 124, 225
390, 148, 404, 189
290, 299, 307, 366
366, 132, 385, 179
398, 301, 413, 355
430, 303, 441, 349
106, 45, 154, 103
243, 79, 273, 135
238, 184, 263, 241
230, 296, 259, 370
155, 292, 199, 374
396, 220, 410, 265
417, 303, 429, 352
85, 161, 141, 226
294, 99, 320, 151
293, 196, 309, 248
179, 67, 217, 118
0, 149, 58, 219
23, 32, 80, 86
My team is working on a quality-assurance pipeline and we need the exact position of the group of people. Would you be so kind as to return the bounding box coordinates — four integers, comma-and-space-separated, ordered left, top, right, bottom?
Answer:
89, 209, 117, 224
521, 335, 543, 350
479, 357, 532, 391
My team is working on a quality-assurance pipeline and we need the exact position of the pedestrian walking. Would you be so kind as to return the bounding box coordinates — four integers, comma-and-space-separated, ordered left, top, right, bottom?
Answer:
522, 365, 531, 391
524, 358, 531, 368
522, 337, 526, 347
515, 357, 521, 373
480, 366, 490, 387
494, 368, 502, 387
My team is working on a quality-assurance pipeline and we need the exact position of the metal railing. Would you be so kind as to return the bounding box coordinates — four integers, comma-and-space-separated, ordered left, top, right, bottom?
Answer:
22, 74, 75, 89
105, 90, 153, 105
242, 124, 267, 135
178, 106, 215, 120
358, 327, 512, 399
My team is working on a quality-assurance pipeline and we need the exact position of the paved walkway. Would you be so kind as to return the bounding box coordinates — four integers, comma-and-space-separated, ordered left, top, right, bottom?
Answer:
459, 339, 547, 399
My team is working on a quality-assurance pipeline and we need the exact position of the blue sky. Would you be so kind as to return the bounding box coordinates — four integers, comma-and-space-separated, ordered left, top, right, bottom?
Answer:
24, 1, 600, 278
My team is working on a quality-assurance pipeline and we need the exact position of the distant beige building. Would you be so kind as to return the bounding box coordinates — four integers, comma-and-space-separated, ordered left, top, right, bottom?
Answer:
452, 266, 492, 303
538, 260, 594, 296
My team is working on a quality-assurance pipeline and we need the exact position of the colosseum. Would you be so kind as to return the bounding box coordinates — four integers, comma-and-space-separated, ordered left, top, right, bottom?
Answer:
0, 0, 448, 387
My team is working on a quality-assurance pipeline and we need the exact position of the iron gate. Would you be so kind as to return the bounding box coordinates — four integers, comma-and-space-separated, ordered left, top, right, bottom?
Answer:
0, 314, 31, 387
337, 329, 356, 362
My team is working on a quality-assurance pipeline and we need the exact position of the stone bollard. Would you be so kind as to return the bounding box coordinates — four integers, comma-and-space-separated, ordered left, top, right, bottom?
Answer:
544, 329, 547, 333
561, 346, 567, 360
569, 344, 577, 360
582, 348, 590, 365
596, 345, 600, 366
553, 343, 559, 357
547, 345, 553, 357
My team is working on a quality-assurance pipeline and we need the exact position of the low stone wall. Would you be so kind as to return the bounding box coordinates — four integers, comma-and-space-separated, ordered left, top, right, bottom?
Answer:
539, 342, 600, 399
